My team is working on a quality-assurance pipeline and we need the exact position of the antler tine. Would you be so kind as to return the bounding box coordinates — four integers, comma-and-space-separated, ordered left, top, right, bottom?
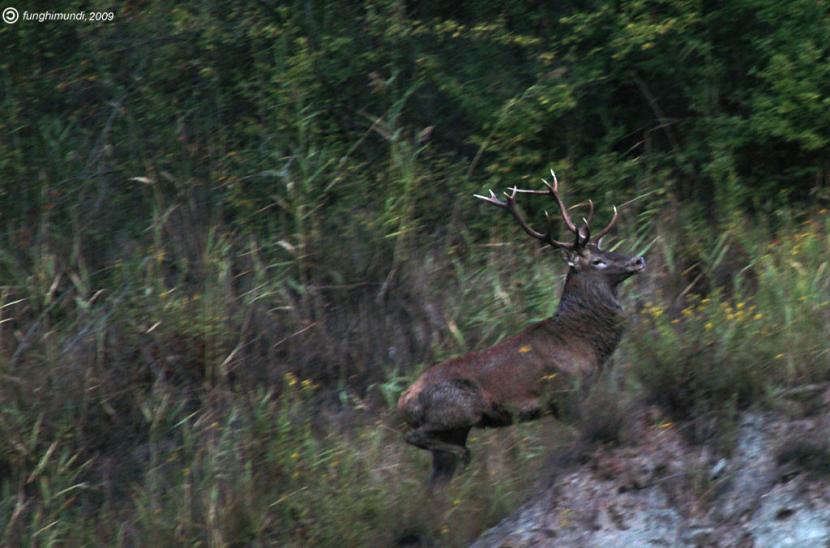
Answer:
575, 199, 595, 246
579, 217, 591, 244
541, 171, 579, 235
499, 187, 565, 244
543, 210, 578, 250
513, 188, 549, 195
474, 188, 508, 208
591, 205, 619, 243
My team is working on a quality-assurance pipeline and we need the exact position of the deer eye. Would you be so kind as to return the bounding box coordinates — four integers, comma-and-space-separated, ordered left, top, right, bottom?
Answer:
591, 258, 607, 269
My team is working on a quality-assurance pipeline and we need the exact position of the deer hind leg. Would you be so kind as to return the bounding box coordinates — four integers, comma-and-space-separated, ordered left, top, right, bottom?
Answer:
405, 427, 471, 489
429, 428, 470, 489
405, 426, 471, 462
403, 379, 487, 487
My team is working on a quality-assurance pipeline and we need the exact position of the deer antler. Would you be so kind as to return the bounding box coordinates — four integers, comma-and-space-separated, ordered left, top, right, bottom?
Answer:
475, 170, 619, 251
590, 205, 618, 244
474, 187, 578, 249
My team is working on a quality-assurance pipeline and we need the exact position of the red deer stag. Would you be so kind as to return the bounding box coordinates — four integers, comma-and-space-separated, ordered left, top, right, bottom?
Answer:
398, 171, 645, 488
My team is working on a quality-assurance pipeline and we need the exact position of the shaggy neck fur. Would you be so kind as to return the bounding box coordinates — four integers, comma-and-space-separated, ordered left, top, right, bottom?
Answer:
549, 269, 626, 364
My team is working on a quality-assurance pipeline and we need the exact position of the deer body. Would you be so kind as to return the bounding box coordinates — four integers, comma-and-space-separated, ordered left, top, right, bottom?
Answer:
398, 172, 645, 487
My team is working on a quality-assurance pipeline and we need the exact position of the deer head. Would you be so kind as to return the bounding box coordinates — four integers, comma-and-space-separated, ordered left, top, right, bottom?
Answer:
475, 170, 645, 290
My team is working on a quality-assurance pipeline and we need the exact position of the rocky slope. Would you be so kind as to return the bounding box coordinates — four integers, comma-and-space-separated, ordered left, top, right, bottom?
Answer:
473, 404, 830, 547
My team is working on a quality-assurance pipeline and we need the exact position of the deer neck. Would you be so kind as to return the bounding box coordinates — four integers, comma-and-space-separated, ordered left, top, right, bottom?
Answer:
548, 271, 626, 365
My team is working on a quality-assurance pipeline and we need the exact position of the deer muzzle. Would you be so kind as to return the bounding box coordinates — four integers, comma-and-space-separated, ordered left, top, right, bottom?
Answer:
627, 256, 646, 272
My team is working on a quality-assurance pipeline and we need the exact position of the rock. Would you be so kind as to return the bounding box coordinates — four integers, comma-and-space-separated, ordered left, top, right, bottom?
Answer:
746, 480, 830, 547
473, 410, 830, 547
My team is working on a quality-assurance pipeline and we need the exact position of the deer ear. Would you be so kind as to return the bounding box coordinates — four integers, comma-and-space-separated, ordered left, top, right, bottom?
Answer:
596, 236, 605, 250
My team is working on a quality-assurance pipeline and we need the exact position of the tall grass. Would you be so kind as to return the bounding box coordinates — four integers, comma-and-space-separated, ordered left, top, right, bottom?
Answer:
0, 102, 583, 545
2, 195, 828, 545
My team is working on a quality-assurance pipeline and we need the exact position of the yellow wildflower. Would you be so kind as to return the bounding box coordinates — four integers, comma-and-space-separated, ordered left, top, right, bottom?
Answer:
649, 305, 664, 319
284, 372, 298, 388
